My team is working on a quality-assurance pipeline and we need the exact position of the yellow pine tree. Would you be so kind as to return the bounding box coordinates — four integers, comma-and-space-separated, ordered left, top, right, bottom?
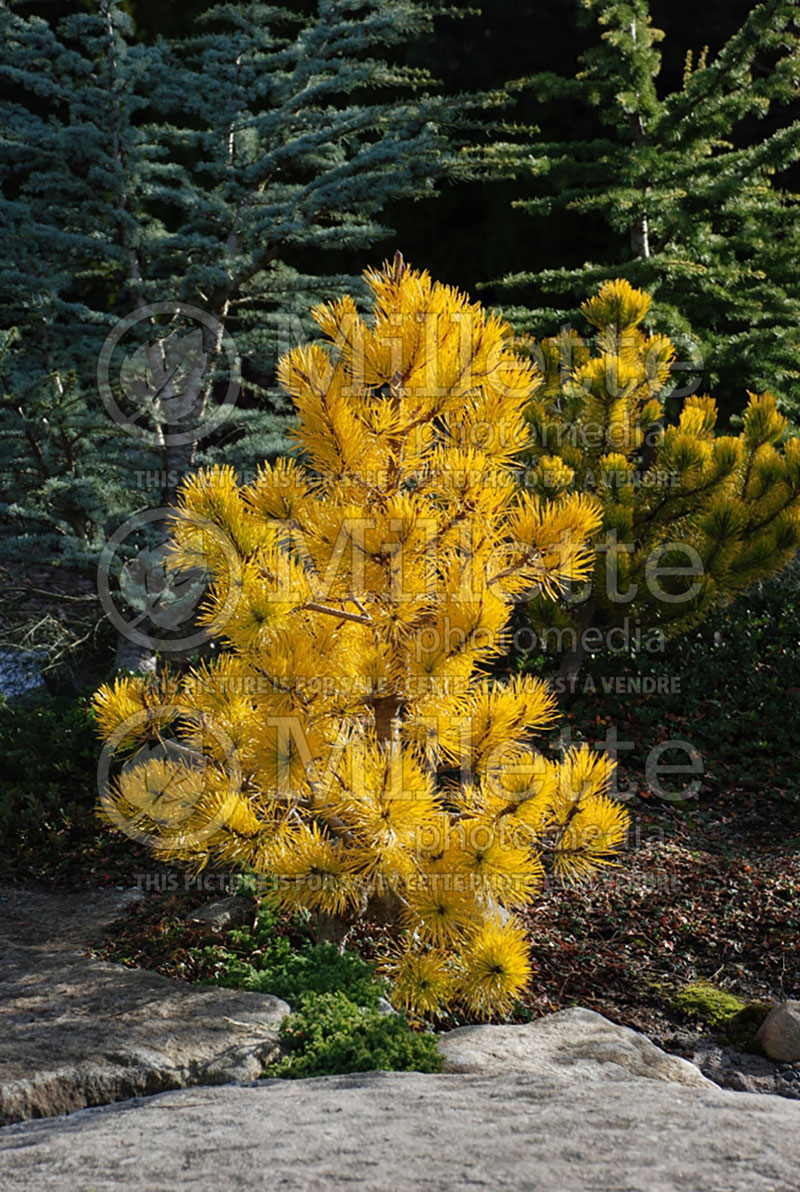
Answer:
93, 255, 630, 1019
525, 279, 800, 675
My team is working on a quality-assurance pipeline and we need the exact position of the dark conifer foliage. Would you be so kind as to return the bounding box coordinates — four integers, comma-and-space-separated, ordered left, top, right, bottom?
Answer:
484, 1, 800, 420
0, 0, 466, 574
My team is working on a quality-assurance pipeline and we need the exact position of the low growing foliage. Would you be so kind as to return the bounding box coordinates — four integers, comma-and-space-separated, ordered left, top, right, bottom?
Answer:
198, 908, 385, 1008
272, 991, 443, 1078
0, 696, 98, 876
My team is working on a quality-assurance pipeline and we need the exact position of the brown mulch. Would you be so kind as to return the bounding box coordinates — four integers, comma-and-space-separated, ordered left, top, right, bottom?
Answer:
87, 788, 800, 1030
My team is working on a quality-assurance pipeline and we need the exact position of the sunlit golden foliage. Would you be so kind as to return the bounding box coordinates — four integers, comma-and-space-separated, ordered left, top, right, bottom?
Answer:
526, 278, 800, 653
94, 257, 629, 1019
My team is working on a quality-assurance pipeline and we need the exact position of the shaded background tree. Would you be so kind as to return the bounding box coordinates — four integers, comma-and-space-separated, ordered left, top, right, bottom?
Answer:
0, 0, 473, 681
478, 0, 800, 421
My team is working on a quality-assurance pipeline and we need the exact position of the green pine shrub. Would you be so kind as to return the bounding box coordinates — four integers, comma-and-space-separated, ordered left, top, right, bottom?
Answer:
196, 907, 385, 1009
271, 992, 443, 1079
193, 906, 443, 1078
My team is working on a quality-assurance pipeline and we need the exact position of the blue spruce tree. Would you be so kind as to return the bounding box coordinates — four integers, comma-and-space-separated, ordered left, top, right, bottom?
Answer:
0, 0, 469, 678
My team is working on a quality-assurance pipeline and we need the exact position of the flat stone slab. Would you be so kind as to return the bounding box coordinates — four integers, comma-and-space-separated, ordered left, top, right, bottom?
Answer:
439, 1008, 716, 1088
0, 886, 144, 950
0, 887, 288, 1125
3, 1072, 800, 1192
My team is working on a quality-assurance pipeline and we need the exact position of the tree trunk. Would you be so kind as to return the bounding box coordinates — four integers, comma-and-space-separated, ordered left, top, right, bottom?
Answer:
555, 598, 597, 691
628, 112, 650, 260
630, 213, 650, 260
115, 631, 158, 675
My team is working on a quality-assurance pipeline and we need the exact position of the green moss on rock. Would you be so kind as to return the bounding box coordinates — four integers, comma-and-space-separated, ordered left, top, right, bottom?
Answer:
671, 982, 771, 1052
672, 983, 748, 1028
